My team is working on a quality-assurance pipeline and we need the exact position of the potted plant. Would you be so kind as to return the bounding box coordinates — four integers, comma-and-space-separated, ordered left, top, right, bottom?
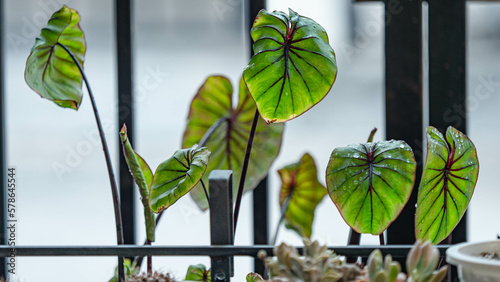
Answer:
446, 240, 500, 282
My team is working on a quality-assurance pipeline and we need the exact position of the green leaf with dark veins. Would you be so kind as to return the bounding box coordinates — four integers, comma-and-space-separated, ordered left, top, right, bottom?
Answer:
182, 76, 284, 211
278, 153, 326, 238
326, 141, 416, 235
185, 264, 211, 281
25, 5, 86, 110
120, 124, 155, 242
243, 9, 337, 123
149, 145, 210, 213
415, 126, 479, 244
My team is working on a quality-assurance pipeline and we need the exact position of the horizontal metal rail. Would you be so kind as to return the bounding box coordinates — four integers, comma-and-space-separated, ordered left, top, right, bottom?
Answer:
355, 0, 499, 2
0, 245, 450, 258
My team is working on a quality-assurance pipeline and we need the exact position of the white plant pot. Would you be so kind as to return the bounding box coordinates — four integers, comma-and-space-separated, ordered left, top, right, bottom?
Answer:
446, 240, 500, 282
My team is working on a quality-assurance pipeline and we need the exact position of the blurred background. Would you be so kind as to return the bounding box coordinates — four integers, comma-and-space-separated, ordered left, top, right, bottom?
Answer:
4, 0, 500, 280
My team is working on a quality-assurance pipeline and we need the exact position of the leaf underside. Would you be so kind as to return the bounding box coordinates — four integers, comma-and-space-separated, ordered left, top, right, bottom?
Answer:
182, 76, 284, 211
278, 153, 326, 238
243, 8, 337, 123
148, 145, 210, 213
415, 126, 479, 244
24, 5, 86, 110
326, 140, 416, 235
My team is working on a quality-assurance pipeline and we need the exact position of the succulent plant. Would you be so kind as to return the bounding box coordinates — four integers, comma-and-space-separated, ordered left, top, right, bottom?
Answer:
355, 240, 447, 282
355, 249, 406, 282
128, 271, 176, 282
250, 239, 448, 282
257, 239, 362, 282
109, 259, 140, 282
406, 240, 447, 282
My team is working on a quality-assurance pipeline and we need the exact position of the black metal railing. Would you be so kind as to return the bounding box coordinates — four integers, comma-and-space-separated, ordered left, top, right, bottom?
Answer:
0, 0, 493, 280
0, 171, 457, 281
0, 244, 451, 259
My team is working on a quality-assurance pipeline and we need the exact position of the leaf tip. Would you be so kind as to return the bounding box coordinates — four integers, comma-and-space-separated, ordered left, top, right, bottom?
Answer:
120, 123, 127, 134
266, 118, 277, 124
288, 8, 299, 18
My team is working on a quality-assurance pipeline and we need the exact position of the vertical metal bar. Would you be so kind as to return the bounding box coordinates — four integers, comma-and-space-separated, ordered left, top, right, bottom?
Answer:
252, 177, 268, 275
210, 170, 234, 281
247, 0, 267, 275
115, 0, 135, 247
0, 0, 5, 277
385, 0, 423, 245
428, 0, 467, 244
248, 0, 266, 58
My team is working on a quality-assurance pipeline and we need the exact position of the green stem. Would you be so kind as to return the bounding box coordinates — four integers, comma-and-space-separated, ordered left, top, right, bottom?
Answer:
270, 192, 292, 245
200, 179, 210, 209
199, 117, 228, 147
133, 117, 225, 271
134, 212, 164, 270
348, 127, 378, 247
57, 42, 125, 281
233, 109, 260, 233
367, 127, 378, 143
146, 239, 152, 274
372, 127, 385, 247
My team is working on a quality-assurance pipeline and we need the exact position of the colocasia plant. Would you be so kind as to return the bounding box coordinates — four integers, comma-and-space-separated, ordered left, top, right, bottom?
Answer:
24, 6, 211, 281
271, 153, 327, 244
24, 6, 128, 280
24, 3, 466, 282
325, 126, 478, 245
183, 8, 338, 232
24, 4, 339, 281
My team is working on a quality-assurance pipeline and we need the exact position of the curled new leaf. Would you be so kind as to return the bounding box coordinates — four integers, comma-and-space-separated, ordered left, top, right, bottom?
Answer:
415, 126, 479, 244
183, 76, 284, 210
326, 141, 416, 235
149, 145, 210, 213
25, 5, 86, 110
243, 9, 337, 123
278, 153, 326, 238
120, 124, 155, 242
185, 264, 211, 281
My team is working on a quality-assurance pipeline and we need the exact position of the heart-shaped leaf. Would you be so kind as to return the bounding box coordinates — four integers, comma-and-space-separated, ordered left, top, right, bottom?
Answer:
185, 264, 211, 281
415, 126, 479, 244
120, 124, 155, 242
326, 141, 416, 235
149, 145, 210, 213
278, 153, 326, 238
243, 9, 337, 123
182, 76, 284, 210
25, 5, 86, 110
